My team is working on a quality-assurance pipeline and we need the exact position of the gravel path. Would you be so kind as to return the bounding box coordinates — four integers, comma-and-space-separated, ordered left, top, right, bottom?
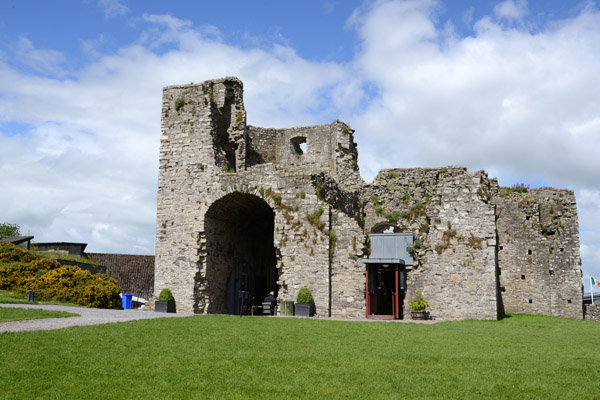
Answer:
0, 304, 194, 333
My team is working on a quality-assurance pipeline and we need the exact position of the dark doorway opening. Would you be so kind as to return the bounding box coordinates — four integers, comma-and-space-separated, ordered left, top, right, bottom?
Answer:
203, 192, 278, 314
366, 264, 405, 320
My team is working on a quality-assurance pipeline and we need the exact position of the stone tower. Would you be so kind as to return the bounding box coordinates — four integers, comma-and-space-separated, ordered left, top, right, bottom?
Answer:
155, 77, 364, 316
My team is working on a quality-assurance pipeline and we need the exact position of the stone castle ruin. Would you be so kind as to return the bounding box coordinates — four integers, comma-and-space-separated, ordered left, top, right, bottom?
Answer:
154, 77, 582, 320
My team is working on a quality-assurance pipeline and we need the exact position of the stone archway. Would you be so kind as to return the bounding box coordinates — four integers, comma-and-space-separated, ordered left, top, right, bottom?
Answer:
370, 222, 400, 234
201, 192, 277, 314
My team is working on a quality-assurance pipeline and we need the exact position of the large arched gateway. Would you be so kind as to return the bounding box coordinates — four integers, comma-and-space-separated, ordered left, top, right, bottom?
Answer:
203, 192, 277, 314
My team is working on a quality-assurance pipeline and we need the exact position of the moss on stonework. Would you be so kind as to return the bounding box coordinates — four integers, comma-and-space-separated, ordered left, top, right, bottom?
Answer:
467, 234, 484, 249
329, 229, 337, 264
265, 188, 282, 206
435, 222, 458, 254
307, 207, 325, 232
175, 98, 185, 112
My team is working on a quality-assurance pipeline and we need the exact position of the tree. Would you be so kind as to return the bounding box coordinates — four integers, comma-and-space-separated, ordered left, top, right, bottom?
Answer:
0, 223, 21, 240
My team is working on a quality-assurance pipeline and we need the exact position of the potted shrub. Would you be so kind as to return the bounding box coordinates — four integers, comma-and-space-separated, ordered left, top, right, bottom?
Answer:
155, 288, 176, 313
409, 291, 429, 320
294, 287, 315, 317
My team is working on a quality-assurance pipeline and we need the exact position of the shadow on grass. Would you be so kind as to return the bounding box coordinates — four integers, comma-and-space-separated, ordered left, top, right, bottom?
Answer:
497, 313, 512, 320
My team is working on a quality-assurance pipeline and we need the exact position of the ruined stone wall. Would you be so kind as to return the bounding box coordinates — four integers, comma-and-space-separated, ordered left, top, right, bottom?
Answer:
495, 188, 582, 319
155, 76, 582, 321
329, 209, 367, 318
362, 167, 498, 321
584, 304, 600, 321
247, 121, 362, 189
247, 124, 331, 171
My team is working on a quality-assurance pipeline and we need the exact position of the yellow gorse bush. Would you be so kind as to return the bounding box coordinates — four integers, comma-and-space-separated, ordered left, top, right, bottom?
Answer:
0, 243, 121, 308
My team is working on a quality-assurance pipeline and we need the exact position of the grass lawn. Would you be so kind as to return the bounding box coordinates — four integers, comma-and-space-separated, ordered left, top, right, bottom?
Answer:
0, 307, 78, 323
1, 314, 600, 399
0, 290, 80, 307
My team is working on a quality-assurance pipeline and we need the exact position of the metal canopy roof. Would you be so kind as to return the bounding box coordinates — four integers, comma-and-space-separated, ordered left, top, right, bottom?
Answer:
361, 233, 413, 266
362, 257, 406, 264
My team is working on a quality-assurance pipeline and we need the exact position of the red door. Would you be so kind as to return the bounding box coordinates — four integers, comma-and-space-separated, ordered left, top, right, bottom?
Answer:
366, 264, 400, 319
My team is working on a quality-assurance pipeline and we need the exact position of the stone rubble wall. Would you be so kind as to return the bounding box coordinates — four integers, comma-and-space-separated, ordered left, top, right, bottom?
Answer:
330, 209, 367, 318
362, 167, 498, 320
584, 304, 600, 321
494, 188, 583, 319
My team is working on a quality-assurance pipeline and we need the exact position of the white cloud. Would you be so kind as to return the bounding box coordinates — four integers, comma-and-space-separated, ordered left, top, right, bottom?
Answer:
141, 13, 192, 31
13, 37, 66, 76
99, 0, 130, 19
351, 0, 600, 184
494, 0, 528, 22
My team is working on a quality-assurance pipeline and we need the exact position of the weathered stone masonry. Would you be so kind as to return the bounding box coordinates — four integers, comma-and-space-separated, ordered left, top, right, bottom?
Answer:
154, 77, 583, 320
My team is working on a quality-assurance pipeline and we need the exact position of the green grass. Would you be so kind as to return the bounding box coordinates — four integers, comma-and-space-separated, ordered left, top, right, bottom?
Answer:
0, 307, 78, 322
1, 314, 600, 399
0, 290, 80, 307
32, 250, 97, 265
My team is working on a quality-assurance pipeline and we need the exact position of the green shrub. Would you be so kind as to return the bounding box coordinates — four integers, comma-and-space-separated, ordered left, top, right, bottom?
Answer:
158, 288, 174, 301
296, 287, 314, 304
29, 266, 121, 308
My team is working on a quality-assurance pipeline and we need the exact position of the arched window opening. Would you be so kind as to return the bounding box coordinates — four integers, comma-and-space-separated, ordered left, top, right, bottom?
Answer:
370, 223, 401, 234
290, 136, 307, 155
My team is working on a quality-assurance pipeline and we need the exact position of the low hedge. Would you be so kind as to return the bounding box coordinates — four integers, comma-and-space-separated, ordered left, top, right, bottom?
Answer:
0, 243, 121, 308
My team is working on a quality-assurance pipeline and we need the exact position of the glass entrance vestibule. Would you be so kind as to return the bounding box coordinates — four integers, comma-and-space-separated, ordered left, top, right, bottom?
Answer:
362, 233, 413, 320
366, 263, 406, 319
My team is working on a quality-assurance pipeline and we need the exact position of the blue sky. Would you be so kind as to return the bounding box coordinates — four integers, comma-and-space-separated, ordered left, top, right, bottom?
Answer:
1, 0, 600, 290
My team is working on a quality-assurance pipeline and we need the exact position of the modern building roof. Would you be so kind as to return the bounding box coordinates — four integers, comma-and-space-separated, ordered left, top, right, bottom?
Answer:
0, 235, 34, 245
